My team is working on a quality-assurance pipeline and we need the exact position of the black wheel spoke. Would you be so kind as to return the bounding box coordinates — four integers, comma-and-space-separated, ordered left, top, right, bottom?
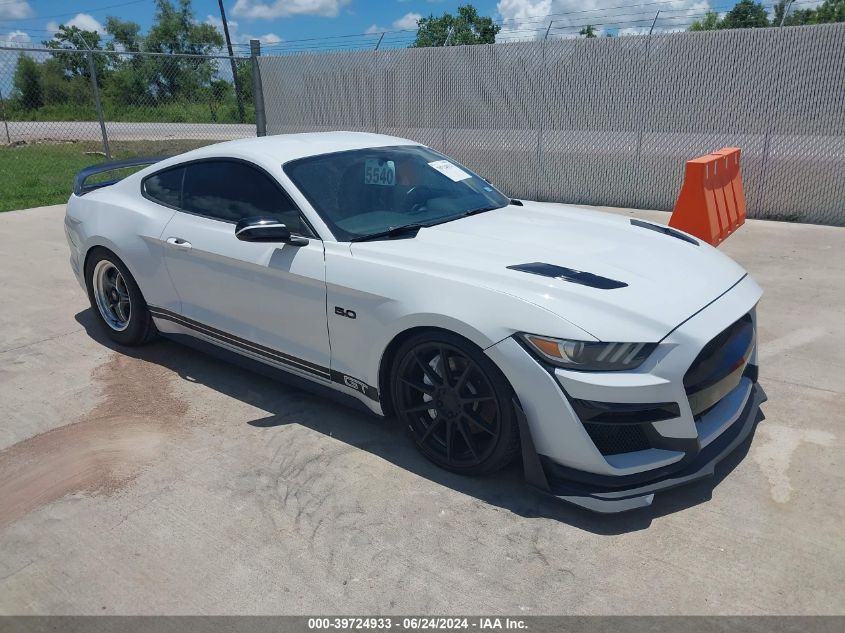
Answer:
420, 416, 444, 443
400, 401, 437, 414
462, 409, 497, 436
461, 395, 495, 405
456, 419, 479, 460
414, 353, 442, 386
454, 364, 471, 393
445, 419, 455, 460
401, 376, 435, 395
439, 346, 454, 385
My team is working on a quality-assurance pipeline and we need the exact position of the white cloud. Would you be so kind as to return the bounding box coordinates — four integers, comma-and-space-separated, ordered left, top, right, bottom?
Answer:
496, 0, 714, 41
0, 30, 32, 47
366, 12, 422, 34
393, 12, 422, 30
206, 14, 283, 46
254, 32, 283, 44
0, 0, 32, 21
206, 14, 238, 35
232, 0, 350, 20
46, 13, 105, 34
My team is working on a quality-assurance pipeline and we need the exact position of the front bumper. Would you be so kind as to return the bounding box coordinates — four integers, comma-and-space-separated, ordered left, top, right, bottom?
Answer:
514, 379, 766, 512
485, 274, 765, 512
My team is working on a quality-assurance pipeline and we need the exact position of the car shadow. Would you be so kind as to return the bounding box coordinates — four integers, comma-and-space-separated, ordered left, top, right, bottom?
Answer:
75, 308, 765, 535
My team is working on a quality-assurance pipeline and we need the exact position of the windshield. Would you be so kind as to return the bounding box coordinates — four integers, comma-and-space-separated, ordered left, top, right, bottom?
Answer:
283, 145, 510, 241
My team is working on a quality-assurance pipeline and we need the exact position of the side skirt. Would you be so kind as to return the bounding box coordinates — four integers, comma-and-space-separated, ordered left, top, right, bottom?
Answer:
162, 332, 379, 417
148, 305, 380, 404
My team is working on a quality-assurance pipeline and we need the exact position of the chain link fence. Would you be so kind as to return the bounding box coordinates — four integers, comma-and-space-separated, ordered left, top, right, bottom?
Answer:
258, 23, 845, 226
0, 46, 257, 211
2, 25, 844, 223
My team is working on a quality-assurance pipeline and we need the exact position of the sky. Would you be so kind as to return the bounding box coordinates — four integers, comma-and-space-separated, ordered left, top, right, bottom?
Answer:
0, 0, 825, 51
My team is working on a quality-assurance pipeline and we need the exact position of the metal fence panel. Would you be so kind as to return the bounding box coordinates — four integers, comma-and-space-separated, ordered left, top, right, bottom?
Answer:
0, 46, 257, 211
258, 23, 845, 226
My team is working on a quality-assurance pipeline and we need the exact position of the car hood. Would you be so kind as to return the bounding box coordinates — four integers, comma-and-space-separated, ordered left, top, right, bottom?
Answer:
349, 202, 748, 342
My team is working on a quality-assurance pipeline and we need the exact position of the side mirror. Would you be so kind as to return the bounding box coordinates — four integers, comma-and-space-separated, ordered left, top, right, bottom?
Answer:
235, 217, 309, 245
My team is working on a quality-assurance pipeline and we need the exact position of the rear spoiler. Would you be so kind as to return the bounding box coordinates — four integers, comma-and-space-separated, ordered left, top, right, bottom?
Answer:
73, 156, 168, 196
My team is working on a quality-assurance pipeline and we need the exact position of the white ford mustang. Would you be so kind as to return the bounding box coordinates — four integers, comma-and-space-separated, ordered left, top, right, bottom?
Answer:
65, 132, 765, 512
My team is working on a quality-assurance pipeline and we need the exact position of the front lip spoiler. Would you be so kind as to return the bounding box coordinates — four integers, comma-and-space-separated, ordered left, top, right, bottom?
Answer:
514, 381, 767, 513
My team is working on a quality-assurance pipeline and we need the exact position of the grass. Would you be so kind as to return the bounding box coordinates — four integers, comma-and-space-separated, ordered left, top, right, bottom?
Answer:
0, 140, 216, 212
4, 102, 256, 125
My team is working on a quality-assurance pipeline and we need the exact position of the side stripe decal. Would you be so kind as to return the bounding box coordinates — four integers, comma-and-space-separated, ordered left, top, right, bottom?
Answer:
148, 306, 379, 401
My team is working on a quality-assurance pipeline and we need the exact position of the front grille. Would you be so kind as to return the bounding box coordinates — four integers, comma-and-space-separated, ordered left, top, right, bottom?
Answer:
583, 422, 651, 456
685, 314, 753, 393
684, 314, 754, 417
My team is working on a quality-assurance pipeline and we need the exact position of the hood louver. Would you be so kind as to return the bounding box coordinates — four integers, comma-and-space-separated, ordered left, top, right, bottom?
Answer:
506, 262, 628, 290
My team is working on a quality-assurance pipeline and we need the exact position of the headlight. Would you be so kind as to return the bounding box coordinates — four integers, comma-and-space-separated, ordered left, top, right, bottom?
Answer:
518, 334, 656, 371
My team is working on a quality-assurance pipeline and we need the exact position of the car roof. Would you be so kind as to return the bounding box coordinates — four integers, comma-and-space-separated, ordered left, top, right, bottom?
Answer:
165, 131, 420, 166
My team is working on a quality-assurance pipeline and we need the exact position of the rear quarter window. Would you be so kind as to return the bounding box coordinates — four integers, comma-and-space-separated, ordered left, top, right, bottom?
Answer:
143, 167, 184, 208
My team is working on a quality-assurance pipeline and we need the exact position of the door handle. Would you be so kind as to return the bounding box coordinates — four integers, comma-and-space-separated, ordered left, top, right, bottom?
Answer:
165, 237, 192, 250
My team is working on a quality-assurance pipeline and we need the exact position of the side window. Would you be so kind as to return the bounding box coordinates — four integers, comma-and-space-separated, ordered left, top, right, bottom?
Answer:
181, 160, 306, 234
143, 167, 183, 208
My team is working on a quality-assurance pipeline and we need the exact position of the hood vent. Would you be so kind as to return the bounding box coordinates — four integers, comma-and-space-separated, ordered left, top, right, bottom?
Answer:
630, 219, 699, 245
507, 262, 628, 290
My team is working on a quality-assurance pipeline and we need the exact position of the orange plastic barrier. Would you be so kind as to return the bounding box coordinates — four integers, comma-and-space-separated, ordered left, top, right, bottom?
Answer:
668, 147, 746, 246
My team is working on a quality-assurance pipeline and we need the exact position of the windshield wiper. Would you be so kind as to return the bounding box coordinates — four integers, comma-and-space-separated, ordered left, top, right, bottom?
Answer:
460, 205, 502, 218
350, 205, 505, 242
349, 223, 428, 242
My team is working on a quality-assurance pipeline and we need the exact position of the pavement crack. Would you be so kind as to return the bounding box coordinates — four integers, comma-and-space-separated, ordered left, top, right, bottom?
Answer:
0, 327, 84, 355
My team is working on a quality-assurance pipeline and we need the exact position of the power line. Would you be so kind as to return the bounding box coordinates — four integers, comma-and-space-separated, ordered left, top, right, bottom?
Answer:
0, 0, 148, 24
1, 0, 826, 53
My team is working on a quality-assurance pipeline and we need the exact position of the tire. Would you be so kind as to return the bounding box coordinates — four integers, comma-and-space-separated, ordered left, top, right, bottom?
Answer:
390, 330, 520, 475
85, 247, 157, 346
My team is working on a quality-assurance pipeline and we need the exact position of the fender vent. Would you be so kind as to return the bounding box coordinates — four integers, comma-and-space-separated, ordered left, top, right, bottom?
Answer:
506, 262, 627, 290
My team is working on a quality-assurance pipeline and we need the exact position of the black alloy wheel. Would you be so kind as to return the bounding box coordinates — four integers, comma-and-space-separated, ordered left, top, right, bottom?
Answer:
391, 331, 519, 475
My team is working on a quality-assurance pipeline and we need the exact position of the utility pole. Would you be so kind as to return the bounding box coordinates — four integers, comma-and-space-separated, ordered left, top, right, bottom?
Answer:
375, 32, 385, 50
218, 0, 246, 123
544, 21, 554, 40
443, 25, 454, 46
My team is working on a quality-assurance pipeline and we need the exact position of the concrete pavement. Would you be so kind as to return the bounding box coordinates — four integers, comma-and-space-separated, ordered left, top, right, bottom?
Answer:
0, 204, 842, 614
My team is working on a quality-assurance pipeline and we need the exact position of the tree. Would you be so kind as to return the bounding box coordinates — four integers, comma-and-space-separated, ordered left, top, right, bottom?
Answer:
689, 11, 721, 31
412, 4, 500, 47
579, 24, 597, 38
12, 55, 43, 109
807, 0, 845, 23
689, 1, 769, 31
773, 0, 845, 25
136, 0, 224, 103
720, 0, 769, 29
693, 0, 843, 31
42, 25, 108, 79
104, 17, 143, 52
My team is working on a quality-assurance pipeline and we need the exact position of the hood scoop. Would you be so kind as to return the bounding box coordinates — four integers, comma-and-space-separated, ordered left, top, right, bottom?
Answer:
507, 262, 628, 290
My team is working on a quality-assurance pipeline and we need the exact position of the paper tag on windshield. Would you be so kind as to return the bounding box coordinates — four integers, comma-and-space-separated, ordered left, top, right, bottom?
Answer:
364, 159, 396, 186
428, 160, 472, 182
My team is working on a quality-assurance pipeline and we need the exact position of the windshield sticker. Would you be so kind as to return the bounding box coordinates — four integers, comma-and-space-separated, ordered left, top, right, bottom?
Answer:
428, 160, 472, 182
364, 159, 396, 186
